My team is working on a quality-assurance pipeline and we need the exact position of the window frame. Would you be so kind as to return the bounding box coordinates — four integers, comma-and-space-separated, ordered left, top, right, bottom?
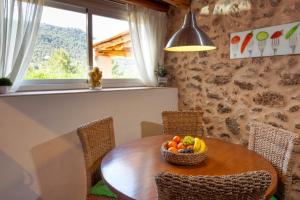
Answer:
20, 0, 144, 91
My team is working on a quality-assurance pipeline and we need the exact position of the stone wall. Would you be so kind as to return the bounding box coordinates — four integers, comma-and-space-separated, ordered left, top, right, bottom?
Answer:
165, 0, 300, 198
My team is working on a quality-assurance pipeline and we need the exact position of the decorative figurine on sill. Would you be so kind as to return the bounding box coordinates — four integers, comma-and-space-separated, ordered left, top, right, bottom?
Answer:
89, 67, 102, 89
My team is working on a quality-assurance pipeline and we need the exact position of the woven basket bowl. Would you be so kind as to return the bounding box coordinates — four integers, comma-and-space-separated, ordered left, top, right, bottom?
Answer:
161, 142, 208, 166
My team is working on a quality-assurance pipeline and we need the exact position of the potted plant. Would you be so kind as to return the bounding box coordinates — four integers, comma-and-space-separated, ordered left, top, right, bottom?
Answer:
155, 65, 168, 87
0, 77, 12, 94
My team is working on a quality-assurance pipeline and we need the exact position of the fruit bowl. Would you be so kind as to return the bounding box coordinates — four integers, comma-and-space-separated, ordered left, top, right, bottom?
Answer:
161, 136, 208, 166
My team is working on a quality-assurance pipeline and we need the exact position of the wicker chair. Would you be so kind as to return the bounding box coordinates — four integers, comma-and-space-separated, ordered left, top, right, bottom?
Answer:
248, 121, 300, 200
155, 171, 271, 200
77, 117, 116, 200
162, 111, 204, 136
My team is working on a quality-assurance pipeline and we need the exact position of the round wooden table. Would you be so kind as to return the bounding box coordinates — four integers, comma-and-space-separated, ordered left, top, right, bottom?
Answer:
101, 135, 277, 200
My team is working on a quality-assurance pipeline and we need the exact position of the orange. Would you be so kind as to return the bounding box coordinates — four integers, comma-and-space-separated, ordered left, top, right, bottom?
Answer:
168, 141, 177, 148
168, 147, 178, 153
172, 136, 181, 143
177, 142, 185, 150
187, 145, 194, 150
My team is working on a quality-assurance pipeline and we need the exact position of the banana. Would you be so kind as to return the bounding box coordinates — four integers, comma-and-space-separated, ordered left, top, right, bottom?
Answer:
199, 140, 206, 153
193, 138, 201, 153
194, 138, 207, 153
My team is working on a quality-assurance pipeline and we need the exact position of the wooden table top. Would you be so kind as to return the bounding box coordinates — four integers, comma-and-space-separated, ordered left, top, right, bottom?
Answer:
101, 135, 277, 200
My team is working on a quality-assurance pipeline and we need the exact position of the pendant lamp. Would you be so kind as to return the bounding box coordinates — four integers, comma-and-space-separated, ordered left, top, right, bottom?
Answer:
165, 11, 216, 52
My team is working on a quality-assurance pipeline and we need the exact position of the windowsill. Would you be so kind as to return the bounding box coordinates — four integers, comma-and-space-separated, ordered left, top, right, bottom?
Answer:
0, 87, 176, 97
19, 79, 145, 91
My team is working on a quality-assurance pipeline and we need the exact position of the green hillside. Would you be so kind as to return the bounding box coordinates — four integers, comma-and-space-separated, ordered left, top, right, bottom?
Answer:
31, 23, 87, 65
26, 24, 88, 79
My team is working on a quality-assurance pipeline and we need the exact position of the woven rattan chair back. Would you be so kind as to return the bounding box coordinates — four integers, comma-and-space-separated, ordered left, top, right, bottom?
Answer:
248, 121, 299, 200
77, 117, 115, 191
155, 171, 271, 200
162, 111, 204, 136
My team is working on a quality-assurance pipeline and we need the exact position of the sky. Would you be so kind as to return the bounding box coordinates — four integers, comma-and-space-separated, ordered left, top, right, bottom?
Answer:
42, 6, 129, 42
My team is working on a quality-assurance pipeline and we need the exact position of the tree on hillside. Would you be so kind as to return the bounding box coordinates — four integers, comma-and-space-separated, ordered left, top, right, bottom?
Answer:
25, 48, 86, 79
112, 59, 124, 78
31, 24, 87, 65
45, 48, 78, 74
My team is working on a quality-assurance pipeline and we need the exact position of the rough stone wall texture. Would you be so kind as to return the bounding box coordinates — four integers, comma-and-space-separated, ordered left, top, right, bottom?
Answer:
164, 0, 300, 199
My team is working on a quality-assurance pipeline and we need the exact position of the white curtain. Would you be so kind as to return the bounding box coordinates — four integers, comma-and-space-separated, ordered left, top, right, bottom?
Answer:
128, 5, 167, 86
0, 0, 43, 91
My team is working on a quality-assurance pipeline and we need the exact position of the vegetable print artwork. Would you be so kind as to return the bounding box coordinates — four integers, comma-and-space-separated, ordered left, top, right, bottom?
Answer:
230, 21, 300, 59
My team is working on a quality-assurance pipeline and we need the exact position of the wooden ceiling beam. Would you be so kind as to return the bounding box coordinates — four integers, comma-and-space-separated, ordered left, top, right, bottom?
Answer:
50, 0, 169, 12
106, 41, 132, 50
115, 0, 169, 12
94, 37, 131, 50
161, 0, 190, 9
95, 49, 131, 57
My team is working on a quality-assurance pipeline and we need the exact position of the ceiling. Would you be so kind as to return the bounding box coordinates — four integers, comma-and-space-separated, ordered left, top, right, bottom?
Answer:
117, 0, 191, 11
159, 0, 190, 9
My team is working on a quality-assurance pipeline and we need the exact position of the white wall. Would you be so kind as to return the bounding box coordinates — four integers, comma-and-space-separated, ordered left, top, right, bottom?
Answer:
0, 88, 178, 200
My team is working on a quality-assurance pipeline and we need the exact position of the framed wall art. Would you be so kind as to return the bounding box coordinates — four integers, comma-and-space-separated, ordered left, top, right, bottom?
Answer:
230, 21, 300, 59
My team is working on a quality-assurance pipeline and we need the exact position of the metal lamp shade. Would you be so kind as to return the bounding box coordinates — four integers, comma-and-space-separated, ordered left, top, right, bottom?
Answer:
165, 11, 216, 52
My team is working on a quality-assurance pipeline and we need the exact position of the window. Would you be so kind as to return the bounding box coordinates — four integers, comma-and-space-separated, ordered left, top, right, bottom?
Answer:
25, 5, 88, 80
21, 1, 142, 91
92, 15, 139, 79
